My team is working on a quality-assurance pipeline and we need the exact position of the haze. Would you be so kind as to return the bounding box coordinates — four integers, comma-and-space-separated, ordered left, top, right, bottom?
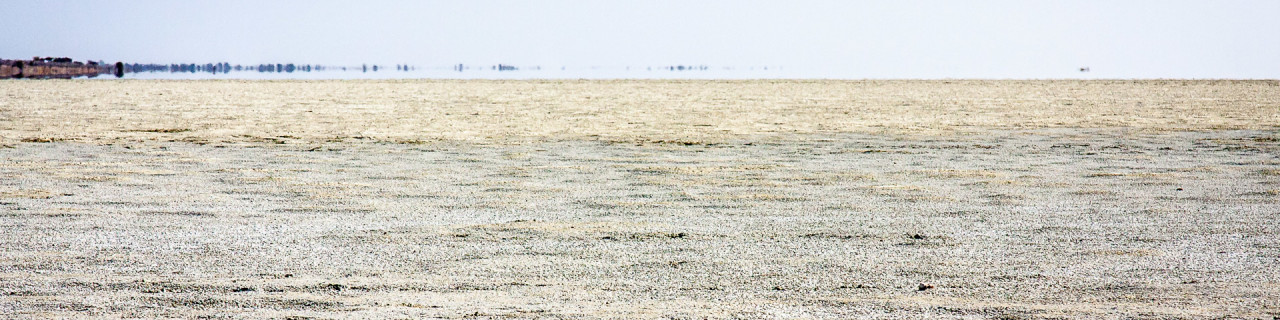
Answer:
3, 0, 1278, 79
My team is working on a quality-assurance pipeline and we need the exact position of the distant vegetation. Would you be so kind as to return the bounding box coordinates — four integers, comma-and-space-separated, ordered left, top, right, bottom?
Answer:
1, 57, 114, 79
116, 63, 725, 75
5, 56, 769, 79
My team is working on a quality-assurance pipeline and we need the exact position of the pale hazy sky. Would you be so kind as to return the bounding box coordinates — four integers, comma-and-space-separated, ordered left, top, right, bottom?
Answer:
3, 0, 1278, 78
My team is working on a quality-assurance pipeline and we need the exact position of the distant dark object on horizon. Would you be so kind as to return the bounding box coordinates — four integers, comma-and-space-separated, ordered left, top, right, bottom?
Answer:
1079, 67, 1090, 72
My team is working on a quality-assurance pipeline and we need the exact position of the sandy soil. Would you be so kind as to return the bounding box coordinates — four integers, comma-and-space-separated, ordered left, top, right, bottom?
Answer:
1, 80, 1278, 319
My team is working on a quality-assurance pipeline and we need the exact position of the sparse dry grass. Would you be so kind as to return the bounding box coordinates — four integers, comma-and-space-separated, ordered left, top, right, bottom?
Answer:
1, 80, 1277, 144
0, 80, 1277, 318
0, 189, 55, 199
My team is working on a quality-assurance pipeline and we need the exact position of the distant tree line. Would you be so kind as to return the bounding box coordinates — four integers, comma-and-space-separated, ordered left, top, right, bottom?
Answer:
16, 60, 741, 78
1, 57, 114, 79
120, 63, 347, 74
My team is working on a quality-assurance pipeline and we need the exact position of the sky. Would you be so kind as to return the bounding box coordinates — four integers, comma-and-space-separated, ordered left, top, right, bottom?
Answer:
3, 0, 1278, 79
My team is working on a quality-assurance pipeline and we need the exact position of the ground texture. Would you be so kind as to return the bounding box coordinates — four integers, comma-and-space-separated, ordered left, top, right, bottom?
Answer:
1, 80, 1278, 318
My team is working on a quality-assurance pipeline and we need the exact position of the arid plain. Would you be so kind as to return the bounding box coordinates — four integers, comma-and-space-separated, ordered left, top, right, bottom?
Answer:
1, 80, 1278, 319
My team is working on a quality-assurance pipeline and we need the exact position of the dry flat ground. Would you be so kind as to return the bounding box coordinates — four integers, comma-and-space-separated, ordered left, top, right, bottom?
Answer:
1, 80, 1278, 319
